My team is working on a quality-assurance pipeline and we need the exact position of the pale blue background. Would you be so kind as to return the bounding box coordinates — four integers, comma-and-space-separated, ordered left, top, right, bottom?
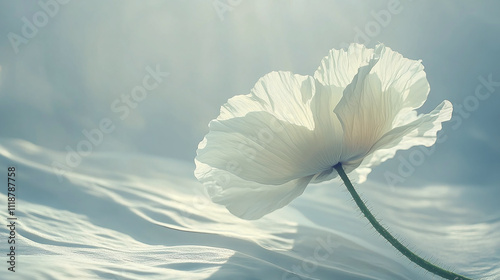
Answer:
0, 0, 499, 187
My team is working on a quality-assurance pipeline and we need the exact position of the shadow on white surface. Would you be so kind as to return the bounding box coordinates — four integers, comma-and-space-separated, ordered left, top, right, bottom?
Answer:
0, 138, 498, 279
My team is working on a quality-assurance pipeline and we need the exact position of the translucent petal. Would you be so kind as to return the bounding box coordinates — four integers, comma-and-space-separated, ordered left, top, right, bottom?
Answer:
308, 82, 346, 183
195, 160, 314, 220
314, 43, 375, 88
218, 71, 315, 129
334, 44, 431, 163
313, 44, 375, 118
197, 111, 341, 186
195, 72, 346, 218
197, 70, 345, 186
350, 100, 453, 183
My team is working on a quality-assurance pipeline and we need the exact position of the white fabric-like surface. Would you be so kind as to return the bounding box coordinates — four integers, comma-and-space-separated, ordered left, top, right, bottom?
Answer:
0, 139, 498, 279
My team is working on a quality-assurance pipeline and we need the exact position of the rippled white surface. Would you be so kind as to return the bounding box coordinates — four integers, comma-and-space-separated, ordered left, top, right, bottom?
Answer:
0, 139, 498, 280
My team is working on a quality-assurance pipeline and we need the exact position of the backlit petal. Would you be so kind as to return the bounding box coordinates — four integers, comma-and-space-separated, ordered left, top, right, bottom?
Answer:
351, 100, 453, 183
218, 71, 315, 129
196, 72, 346, 217
334, 45, 431, 163
197, 110, 342, 186
195, 160, 313, 220
314, 43, 375, 88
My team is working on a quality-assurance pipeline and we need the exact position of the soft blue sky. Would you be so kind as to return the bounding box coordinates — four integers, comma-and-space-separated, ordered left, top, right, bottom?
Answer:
1, 0, 499, 187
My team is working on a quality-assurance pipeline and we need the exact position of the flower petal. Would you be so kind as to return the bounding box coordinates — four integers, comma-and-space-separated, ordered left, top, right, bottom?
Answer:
197, 71, 345, 186
308, 82, 346, 183
334, 44, 431, 163
196, 111, 339, 185
195, 160, 314, 220
218, 71, 315, 129
314, 43, 375, 88
350, 100, 453, 183
313, 44, 375, 123
195, 72, 346, 217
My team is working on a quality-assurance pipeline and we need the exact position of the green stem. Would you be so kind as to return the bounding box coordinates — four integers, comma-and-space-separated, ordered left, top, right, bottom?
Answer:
333, 163, 472, 280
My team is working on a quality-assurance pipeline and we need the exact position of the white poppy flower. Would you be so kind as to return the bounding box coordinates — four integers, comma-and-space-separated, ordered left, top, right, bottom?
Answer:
195, 44, 453, 220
